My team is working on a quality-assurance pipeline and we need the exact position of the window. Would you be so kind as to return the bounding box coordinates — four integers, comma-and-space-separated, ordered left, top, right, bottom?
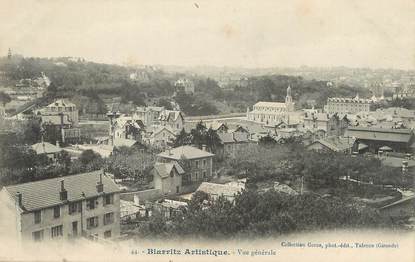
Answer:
51, 225, 63, 238
203, 171, 207, 179
104, 212, 114, 225
32, 230, 44, 242
104, 194, 114, 206
53, 206, 60, 218
104, 230, 112, 239
34, 210, 41, 224
87, 198, 97, 210
195, 160, 199, 168
69, 202, 82, 214
203, 159, 207, 167
87, 216, 99, 229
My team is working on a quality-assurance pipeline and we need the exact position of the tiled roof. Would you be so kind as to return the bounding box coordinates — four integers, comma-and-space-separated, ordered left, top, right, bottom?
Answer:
346, 127, 413, 143
308, 136, 354, 152
31, 142, 62, 155
3, 171, 120, 212
219, 133, 250, 144
152, 126, 176, 136
157, 145, 214, 160
254, 101, 286, 108
197, 182, 242, 197
153, 162, 185, 179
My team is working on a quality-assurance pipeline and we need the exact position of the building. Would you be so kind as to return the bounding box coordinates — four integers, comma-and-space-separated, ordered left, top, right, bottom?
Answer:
196, 181, 244, 202
324, 94, 372, 115
346, 127, 415, 153
111, 116, 145, 143
303, 112, 349, 137
31, 141, 63, 161
218, 132, 251, 157
157, 145, 215, 186
158, 110, 184, 132
247, 86, 295, 125
41, 99, 79, 126
147, 126, 177, 148
152, 162, 185, 195
174, 78, 195, 94
133, 106, 164, 127
306, 136, 355, 153
0, 171, 121, 242
38, 99, 81, 144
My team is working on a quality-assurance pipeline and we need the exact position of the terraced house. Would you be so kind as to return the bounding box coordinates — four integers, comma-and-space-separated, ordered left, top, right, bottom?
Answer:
0, 171, 121, 242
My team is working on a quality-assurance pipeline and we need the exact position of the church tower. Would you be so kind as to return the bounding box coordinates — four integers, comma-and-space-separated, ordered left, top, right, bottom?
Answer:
285, 85, 294, 111
7, 48, 12, 59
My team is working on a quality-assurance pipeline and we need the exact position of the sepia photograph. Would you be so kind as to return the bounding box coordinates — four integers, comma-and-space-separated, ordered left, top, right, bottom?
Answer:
0, 0, 414, 261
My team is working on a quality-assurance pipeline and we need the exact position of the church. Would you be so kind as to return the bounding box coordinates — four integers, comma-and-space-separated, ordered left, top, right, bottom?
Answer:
247, 86, 296, 125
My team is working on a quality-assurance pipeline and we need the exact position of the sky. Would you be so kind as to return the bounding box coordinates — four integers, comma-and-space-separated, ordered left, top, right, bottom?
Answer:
0, 0, 414, 69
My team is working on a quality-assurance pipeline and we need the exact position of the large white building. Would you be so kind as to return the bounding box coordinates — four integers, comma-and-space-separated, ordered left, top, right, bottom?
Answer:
324, 94, 372, 115
247, 86, 295, 124
0, 171, 121, 242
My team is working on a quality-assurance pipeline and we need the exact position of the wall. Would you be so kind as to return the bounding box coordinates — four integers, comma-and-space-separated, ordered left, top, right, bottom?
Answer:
19, 193, 120, 242
120, 189, 162, 204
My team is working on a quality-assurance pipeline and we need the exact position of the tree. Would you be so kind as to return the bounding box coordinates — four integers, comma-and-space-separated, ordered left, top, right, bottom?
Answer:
0, 92, 11, 107
173, 129, 192, 147
76, 149, 104, 172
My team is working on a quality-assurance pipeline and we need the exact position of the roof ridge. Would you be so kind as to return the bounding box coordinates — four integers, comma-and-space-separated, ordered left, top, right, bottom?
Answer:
4, 170, 104, 189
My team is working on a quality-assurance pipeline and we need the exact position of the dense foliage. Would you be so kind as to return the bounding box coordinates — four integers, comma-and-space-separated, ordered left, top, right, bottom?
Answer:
137, 190, 391, 238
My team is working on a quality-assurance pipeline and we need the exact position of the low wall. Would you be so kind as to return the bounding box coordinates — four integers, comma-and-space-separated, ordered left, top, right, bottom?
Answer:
185, 113, 246, 122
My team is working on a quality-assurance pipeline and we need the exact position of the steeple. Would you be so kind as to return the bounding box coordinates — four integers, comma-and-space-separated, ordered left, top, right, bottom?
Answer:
285, 85, 292, 103
285, 85, 294, 112
7, 48, 12, 59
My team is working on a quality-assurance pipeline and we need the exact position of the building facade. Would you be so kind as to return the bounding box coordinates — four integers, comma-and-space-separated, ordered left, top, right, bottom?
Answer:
303, 112, 349, 137
324, 95, 372, 115
157, 145, 214, 186
0, 171, 121, 242
247, 86, 295, 125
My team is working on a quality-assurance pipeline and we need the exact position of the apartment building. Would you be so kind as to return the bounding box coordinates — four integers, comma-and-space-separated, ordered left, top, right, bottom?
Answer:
324, 95, 372, 115
0, 171, 121, 242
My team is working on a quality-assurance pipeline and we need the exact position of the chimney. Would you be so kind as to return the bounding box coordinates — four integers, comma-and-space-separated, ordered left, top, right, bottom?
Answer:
59, 179, 68, 201
16, 192, 23, 208
168, 148, 172, 155
96, 173, 104, 193
56, 140, 60, 148
202, 144, 207, 151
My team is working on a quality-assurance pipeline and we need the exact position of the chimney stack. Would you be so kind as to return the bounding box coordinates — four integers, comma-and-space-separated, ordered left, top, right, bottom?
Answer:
202, 144, 207, 151
96, 173, 104, 193
59, 179, 68, 201
16, 192, 23, 208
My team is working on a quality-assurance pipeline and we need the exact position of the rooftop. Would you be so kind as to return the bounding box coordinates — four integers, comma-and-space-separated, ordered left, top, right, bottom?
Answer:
3, 171, 120, 212
197, 182, 243, 197
157, 145, 214, 160
253, 101, 286, 108
31, 142, 62, 155
153, 162, 185, 178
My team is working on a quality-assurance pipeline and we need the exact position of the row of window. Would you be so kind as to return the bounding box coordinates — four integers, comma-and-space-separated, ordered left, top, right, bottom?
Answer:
87, 212, 115, 229
33, 194, 114, 224
193, 159, 208, 168
32, 225, 63, 241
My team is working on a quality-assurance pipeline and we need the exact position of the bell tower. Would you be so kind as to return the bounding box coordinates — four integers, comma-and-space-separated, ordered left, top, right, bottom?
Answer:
285, 85, 294, 112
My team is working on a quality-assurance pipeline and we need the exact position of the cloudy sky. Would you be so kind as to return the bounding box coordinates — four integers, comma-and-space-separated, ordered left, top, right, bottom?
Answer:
0, 0, 414, 69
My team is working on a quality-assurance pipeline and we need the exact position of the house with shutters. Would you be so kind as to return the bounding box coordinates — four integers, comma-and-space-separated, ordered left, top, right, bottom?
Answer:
157, 145, 215, 188
0, 171, 121, 242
